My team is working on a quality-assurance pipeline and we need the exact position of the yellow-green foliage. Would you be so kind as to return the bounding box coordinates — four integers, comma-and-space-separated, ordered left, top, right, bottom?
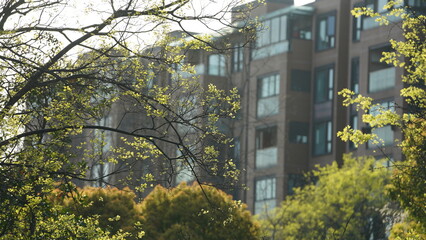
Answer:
390, 220, 426, 240
339, 0, 426, 228
139, 183, 260, 240
58, 187, 143, 238
0, 0, 252, 238
259, 155, 390, 240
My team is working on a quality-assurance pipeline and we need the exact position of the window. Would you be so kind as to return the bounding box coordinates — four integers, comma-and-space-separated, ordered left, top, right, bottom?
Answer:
175, 149, 196, 183
252, 15, 289, 59
170, 62, 183, 84
291, 70, 311, 92
287, 174, 304, 195
313, 121, 332, 155
351, 58, 360, 94
208, 54, 226, 76
256, 15, 288, 48
407, 0, 426, 7
377, 0, 389, 13
257, 74, 280, 117
315, 65, 334, 103
368, 100, 395, 148
352, 15, 362, 41
145, 69, 156, 92
363, 0, 397, 29
369, 45, 395, 92
349, 114, 358, 150
233, 138, 240, 162
364, 0, 389, 13
291, 14, 312, 40
316, 13, 336, 51
255, 177, 276, 214
232, 43, 244, 72
256, 126, 278, 168
289, 122, 309, 144
370, 100, 395, 117
368, 126, 394, 148
375, 155, 394, 168
91, 116, 113, 187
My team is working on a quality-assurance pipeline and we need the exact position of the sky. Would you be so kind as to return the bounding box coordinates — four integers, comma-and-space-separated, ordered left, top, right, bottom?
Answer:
22, 0, 317, 54
295, 0, 316, 6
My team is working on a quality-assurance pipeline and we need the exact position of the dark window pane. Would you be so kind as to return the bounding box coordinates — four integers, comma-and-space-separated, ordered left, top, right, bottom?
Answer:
327, 15, 335, 36
288, 174, 305, 195
289, 122, 309, 144
256, 126, 277, 149
315, 66, 334, 103
313, 121, 332, 155
316, 13, 336, 50
351, 58, 360, 94
291, 70, 311, 92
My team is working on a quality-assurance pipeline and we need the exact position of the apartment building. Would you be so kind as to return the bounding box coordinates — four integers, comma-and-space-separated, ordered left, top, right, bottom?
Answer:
74, 0, 424, 213
197, 0, 423, 214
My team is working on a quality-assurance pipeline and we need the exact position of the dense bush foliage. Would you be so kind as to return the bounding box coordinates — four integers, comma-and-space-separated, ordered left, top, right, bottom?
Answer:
57, 187, 143, 238
139, 183, 260, 240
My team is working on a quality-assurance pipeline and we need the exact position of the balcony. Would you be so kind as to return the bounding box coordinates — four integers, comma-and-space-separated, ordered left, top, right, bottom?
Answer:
254, 199, 276, 215
256, 147, 277, 168
251, 41, 289, 60
257, 96, 279, 118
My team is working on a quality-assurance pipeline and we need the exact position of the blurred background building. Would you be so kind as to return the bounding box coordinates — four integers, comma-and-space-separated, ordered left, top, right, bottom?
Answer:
78, 0, 426, 214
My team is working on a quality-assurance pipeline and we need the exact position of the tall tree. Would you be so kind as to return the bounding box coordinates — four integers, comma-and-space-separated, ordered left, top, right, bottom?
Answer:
339, 0, 426, 228
259, 155, 391, 240
0, 0, 253, 238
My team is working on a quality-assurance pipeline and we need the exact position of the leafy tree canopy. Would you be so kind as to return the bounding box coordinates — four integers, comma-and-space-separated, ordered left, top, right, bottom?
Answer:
338, 0, 426, 228
139, 183, 260, 240
55, 187, 143, 238
259, 155, 391, 240
0, 0, 253, 238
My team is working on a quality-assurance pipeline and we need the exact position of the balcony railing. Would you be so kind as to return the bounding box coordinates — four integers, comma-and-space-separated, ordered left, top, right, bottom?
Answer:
257, 96, 279, 118
254, 199, 276, 215
256, 147, 278, 168
251, 41, 289, 60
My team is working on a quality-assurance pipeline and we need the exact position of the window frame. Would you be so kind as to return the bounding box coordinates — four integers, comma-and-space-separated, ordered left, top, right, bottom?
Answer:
313, 120, 333, 156
256, 125, 278, 151
254, 176, 276, 214
255, 125, 278, 169
287, 174, 304, 195
367, 99, 395, 149
207, 54, 226, 76
256, 14, 288, 49
289, 121, 309, 144
290, 69, 311, 92
257, 73, 280, 117
315, 11, 336, 51
406, 0, 426, 7
257, 73, 280, 99
352, 10, 363, 42
349, 114, 358, 150
368, 44, 395, 93
351, 57, 360, 94
314, 64, 334, 103
232, 43, 244, 73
